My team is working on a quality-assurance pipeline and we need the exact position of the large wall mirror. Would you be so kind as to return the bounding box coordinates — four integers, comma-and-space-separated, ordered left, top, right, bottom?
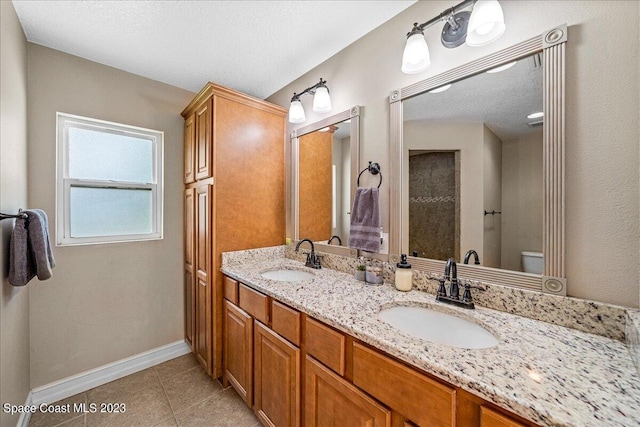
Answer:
389, 26, 567, 293
292, 106, 360, 256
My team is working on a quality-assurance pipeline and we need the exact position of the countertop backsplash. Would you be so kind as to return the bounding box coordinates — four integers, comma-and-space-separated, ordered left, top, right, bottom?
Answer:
224, 245, 635, 343
627, 310, 640, 375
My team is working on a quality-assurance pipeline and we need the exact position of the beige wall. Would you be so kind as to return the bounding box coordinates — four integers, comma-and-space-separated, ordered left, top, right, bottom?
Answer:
482, 126, 502, 268
501, 129, 543, 271
268, 0, 640, 307
27, 44, 195, 387
0, 2, 31, 426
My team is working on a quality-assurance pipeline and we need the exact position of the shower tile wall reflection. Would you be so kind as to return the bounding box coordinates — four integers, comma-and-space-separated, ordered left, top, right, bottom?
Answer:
408, 151, 459, 260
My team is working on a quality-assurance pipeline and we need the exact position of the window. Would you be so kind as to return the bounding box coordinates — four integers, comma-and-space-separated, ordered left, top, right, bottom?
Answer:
56, 113, 163, 245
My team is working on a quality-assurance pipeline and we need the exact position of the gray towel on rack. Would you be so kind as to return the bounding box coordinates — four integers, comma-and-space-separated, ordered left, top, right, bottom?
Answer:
348, 187, 381, 253
9, 209, 56, 286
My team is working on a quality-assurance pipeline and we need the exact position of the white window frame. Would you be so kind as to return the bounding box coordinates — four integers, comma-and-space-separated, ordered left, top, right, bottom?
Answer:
56, 112, 164, 246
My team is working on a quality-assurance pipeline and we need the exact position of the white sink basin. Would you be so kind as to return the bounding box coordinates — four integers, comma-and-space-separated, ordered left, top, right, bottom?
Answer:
261, 269, 315, 282
378, 306, 499, 349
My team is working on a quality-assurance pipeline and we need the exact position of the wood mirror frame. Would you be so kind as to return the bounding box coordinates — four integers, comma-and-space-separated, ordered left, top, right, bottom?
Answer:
292, 106, 361, 257
389, 25, 567, 294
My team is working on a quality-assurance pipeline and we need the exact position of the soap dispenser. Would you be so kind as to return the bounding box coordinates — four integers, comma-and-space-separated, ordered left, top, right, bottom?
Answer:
395, 254, 412, 292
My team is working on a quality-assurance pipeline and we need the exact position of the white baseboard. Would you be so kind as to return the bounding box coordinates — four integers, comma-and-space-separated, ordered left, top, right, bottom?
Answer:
16, 391, 33, 427
30, 340, 190, 406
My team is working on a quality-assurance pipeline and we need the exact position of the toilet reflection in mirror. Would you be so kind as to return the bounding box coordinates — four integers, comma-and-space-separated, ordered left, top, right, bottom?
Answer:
298, 119, 352, 244
403, 53, 543, 272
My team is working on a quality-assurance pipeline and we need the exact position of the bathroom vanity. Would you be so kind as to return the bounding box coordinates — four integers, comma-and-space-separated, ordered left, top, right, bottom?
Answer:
220, 246, 640, 427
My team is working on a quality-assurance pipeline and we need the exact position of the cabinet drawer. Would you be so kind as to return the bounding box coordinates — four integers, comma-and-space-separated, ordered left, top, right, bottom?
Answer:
352, 343, 455, 427
239, 284, 270, 324
223, 276, 238, 304
481, 406, 527, 427
305, 317, 346, 375
272, 301, 301, 346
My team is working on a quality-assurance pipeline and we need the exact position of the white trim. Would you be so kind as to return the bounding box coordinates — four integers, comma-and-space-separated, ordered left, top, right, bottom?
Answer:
16, 391, 33, 427
30, 340, 190, 406
55, 112, 164, 246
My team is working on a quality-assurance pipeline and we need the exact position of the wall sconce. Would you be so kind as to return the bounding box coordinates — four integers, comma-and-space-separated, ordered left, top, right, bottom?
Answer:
401, 0, 506, 74
288, 78, 332, 123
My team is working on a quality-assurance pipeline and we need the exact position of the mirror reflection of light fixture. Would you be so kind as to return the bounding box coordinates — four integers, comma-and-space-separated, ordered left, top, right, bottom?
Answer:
401, 0, 506, 74
288, 78, 332, 123
486, 60, 517, 73
428, 83, 452, 93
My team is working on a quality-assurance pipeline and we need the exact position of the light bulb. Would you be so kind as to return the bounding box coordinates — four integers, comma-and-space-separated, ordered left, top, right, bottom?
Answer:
288, 99, 306, 123
401, 32, 431, 74
312, 85, 332, 113
467, 0, 506, 47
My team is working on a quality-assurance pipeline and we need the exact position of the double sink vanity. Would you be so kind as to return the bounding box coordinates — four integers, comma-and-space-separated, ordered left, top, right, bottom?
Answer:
220, 246, 640, 427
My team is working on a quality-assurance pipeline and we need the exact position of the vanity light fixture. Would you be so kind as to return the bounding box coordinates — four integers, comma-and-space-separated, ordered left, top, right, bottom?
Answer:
527, 112, 544, 119
288, 78, 332, 123
401, 0, 506, 74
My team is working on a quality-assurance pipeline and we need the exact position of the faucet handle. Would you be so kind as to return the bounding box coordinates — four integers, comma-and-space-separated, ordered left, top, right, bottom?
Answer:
437, 277, 447, 297
301, 251, 314, 267
461, 282, 486, 303
462, 283, 473, 303
314, 254, 323, 269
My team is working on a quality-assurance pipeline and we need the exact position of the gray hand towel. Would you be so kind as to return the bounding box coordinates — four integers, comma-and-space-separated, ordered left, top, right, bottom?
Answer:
9, 209, 56, 286
348, 187, 381, 253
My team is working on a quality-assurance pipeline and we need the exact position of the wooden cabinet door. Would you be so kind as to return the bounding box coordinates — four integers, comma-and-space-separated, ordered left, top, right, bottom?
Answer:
184, 113, 195, 183
480, 406, 528, 427
305, 356, 390, 427
195, 183, 213, 374
223, 300, 253, 406
195, 98, 212, 180
184, 188, 196, 349
254, 321, 300, 427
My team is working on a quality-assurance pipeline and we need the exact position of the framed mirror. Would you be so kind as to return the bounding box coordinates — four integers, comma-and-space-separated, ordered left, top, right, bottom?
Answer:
389, 26, 567, 293
292, 106, 360, 256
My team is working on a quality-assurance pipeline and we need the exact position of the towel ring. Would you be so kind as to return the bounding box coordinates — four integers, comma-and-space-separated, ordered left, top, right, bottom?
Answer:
357, 162, 382, 188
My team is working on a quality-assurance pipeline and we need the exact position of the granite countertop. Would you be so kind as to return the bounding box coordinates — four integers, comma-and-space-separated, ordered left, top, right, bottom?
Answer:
221, 257, 640, 427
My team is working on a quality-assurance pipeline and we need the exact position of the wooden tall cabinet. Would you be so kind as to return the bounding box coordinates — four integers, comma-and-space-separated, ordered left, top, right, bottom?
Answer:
183, 83, 286, 377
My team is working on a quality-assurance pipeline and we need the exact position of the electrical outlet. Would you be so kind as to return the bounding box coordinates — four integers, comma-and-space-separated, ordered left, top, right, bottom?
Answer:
380, 232, 389, 254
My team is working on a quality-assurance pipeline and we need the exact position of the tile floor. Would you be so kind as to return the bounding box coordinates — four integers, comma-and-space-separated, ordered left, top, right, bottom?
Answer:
29, 353, 260, 427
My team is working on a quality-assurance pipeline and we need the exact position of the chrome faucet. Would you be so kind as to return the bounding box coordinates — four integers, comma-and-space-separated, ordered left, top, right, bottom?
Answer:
463, 249, 481, 265
295, 238, 322, 269
327, 235, 342, 246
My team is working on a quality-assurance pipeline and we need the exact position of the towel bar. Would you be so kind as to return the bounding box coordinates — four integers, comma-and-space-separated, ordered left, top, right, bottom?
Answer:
0, 210, 28, 221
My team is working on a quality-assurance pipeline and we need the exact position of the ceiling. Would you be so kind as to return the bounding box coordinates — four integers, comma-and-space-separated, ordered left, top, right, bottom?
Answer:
403, 53, 543, 141
12, 0, 416, 99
